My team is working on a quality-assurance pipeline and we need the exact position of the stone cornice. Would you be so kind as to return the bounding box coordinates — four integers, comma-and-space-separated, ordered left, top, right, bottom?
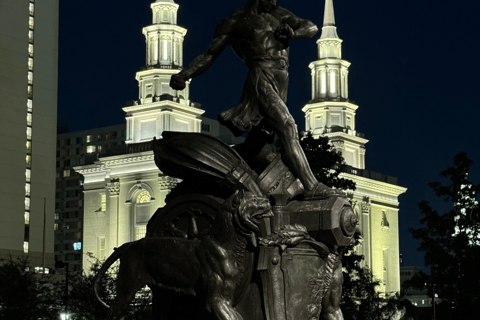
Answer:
142, 24, 186, 36
302, 101, 358, 112
75, 152, 156, 176
308, 59, 351, 69
340, 172, 407, 197
122, 100, 205, 116
325, 132, 369, 145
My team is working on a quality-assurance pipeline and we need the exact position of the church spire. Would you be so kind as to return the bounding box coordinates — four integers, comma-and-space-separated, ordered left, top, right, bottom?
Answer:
123, 0, 204, 145
323, 0, 336, 26
318, 0, 341, 53
302, 0, 368, 169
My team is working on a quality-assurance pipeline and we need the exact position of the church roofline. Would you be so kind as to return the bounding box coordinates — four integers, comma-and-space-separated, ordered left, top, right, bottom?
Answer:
302, 101, 359, 112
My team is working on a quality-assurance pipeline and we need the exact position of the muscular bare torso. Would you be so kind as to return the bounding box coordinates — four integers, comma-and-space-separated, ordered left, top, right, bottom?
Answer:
227, 9, 290, 65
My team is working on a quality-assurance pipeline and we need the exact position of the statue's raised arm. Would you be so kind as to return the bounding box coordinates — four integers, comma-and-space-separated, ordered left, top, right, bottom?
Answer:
272, 6, 318, 42
170, 20, 233, 91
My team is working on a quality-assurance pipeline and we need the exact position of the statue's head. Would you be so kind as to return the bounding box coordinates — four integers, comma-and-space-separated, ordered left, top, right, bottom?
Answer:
258, 0, 277, 13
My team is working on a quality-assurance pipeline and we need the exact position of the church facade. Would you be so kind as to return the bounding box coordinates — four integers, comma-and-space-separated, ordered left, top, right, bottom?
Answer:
77, 0, 406, 295
303, 0, 407, 294
76, 0, 203, 270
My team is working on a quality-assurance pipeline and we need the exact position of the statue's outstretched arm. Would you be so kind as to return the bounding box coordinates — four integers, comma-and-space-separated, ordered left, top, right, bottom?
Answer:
170, 31, 230, 91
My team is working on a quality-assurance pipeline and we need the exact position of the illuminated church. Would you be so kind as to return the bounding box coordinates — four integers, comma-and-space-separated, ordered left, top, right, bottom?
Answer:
303, 0, 407, 294
77, 0, 406, 295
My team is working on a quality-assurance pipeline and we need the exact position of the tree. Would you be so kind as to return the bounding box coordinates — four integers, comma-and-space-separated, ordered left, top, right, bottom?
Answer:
0, 257, 60, 320
64, 254, 151, 320
300, 132, 356, 191
410, 152, 480, 319
301, 132, 405, 319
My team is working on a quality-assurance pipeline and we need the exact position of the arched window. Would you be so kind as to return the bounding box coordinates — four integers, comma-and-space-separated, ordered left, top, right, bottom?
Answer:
136, 190, 151, 203
134, 190, 152, 240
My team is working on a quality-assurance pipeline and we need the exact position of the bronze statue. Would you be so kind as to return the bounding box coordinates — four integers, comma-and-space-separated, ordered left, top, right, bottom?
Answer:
94, 190, 273, 320
170, 0, 342, 199
93, 2, 357, 319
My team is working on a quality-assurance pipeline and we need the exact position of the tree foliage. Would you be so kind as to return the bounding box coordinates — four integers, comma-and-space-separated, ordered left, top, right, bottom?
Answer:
409, 152, 480, 319
300, 132, 356, 191
0, 257, 60, 320
64, 255, 151, 320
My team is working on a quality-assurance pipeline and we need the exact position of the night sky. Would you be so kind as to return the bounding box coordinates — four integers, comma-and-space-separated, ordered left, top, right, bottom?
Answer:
57, 0, 480, 269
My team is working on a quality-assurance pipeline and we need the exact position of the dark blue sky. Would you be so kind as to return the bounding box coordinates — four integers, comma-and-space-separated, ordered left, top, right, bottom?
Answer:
58, 0, 480, 268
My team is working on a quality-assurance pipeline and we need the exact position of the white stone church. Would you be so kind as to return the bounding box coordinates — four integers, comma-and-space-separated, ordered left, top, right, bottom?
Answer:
76, 0, 406, 295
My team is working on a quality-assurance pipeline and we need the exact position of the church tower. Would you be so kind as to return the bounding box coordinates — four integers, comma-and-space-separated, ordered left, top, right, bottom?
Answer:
302, 0, 368, 169
303, 0, 407, 295
123, 0, 204, 145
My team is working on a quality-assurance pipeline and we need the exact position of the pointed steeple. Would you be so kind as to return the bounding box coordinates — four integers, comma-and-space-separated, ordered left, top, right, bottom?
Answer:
303, 0, 368, 170
320, 0, 340, 40
323, 0, 336, 26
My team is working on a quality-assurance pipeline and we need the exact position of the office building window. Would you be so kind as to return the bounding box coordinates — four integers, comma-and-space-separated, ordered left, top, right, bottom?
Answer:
25, 197, 30, 211
26, 155, 32, 168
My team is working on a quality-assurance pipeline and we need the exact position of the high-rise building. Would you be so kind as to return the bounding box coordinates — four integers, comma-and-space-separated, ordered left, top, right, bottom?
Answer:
54, 124, 126, 274
303, 0, 407, 294
0, 0, 59, 270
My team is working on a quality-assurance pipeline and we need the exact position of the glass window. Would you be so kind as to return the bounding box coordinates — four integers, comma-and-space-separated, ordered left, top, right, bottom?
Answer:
135, 225, 147, 240
29, 30, 34, 44
25, 197, 30, 210
26, 169, 31, 182
27, 113, 32, 126
136, 190, 151, 203
25, 183, 30, 196
26, 155, 32, 169
27, 85, 33, 99
101, 194, 106, 211
26, 127, 32, 140
54, 223, 58, 230
330, 71, 336, 93
26, 140, 32, 154
201, 123, 211, 132
28, 71, 33, 84
29, 17, 34, 29
25, 212, 30, 224
29, 3, 34, 16
27, 99, 32, 112
28, 58, 34, 71
24, 241, 29, 253
163, 40, 168, 60
86, 145, 96, 153
28, 44, 34, 57
321, 72, 326, 94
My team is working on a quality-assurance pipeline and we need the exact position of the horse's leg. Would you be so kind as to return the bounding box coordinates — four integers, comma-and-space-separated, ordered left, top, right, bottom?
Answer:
205, 274, 242, 320
107, 266, 146, 320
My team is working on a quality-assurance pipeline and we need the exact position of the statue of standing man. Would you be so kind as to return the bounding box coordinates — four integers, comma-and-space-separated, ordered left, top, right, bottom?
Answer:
170, 0, 342, 199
